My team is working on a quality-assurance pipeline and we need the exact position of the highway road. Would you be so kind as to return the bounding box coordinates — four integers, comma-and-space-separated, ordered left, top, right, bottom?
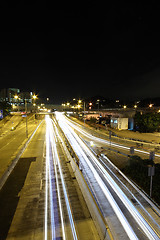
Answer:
62, 114, 160, 162
0, 114, 41, 180
44, 115, 100, 240
55, 112, 160, 240
1, 112, 160, 239
1, 115, 100, 240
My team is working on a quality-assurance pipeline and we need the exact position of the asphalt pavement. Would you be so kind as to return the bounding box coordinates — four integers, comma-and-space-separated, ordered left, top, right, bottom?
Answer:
6, 120, 46, 240
0, 115, 41, 179
4, 116, 100, 240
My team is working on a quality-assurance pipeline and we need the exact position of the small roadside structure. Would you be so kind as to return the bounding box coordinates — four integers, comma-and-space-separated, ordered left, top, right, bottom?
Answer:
110, 117, 128, 130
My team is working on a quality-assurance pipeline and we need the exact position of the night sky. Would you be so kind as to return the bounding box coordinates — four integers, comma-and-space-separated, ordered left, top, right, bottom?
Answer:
1, 2, 160, 103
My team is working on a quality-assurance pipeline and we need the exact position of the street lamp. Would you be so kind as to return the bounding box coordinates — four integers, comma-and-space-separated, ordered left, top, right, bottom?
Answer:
14, 95, 18, 100
149, 104, 153, 108
89, 102, 92, 110
97, 99, 100, 113
32, 94, 38, 113
25, 98, 28, 138
32, 94, 37, 101
14, 95, 19, 111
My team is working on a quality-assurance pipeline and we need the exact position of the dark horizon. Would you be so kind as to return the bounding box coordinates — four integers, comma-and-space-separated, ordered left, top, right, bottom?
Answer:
1, 2, 160, 103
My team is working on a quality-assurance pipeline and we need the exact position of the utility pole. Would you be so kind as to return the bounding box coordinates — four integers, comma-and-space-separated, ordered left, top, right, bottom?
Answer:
84, 101, 85, 126
148, 151, 155, 198
109, 130, 112, 147
148, 165, 155, 198
25, 99, 28, 138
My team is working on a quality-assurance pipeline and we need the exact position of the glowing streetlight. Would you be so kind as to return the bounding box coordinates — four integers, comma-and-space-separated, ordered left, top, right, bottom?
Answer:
14, 95, 18, 100
123, 105, 127, 109
97, 99, 100, 112
89, 102, 92, 110
149, 104, 153, 108
134, 105, 137, 109
32, 94, 37, 100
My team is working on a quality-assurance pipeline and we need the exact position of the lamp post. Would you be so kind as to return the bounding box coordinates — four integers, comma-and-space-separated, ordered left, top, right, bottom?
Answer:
83, 101, 85, 126
14, 95, 19, 111
97, 99, 100, 113
32, 94, 37, 112
25, 98, 28, 138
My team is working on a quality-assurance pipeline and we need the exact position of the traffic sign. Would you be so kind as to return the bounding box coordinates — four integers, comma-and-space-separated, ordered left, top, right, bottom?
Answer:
148, 166, 155, 177
149, 151, 155, 161
0, 110, 3, 119
130, 147, 134, 155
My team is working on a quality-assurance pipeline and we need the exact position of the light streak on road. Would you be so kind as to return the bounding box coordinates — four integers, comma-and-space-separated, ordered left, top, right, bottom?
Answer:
64, 115, 160, 158
45, 115, 56, 240
46, 115, 66, 240
99, 154, 160, 231
63, 114, 160, 224
45, 115, 78, 240
55, 113, 138, 240
48, 142, 56, 240
45, 116, 50, 240
50, 118, 78, 240
55, 112, 160, 240
79, 138, 159, 240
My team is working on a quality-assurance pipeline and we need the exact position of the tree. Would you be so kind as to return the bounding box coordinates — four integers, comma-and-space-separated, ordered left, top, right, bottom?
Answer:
134, 112, 160, 132
0, 102, 11, 117
123, 155, 160, 204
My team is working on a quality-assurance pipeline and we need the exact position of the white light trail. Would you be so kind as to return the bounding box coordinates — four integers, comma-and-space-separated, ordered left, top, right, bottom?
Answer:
64, 115, 160, 158
45, 115, 50, 240
99, 154, 160, 231
46, 115, 78, 240
45, 119, 49, 240
47, 116, 66, 240
56, 112, 160, 240
55, 112, 138, 240
45, 115, 57, 240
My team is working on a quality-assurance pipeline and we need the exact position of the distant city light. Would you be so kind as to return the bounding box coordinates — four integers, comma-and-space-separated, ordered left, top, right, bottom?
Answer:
32, 94, 37, 100
14, 95, 18, 100
149, 104, 153, 108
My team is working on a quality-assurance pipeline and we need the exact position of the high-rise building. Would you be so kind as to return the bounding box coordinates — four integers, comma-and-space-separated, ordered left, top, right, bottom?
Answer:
0, 88, 32, 104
